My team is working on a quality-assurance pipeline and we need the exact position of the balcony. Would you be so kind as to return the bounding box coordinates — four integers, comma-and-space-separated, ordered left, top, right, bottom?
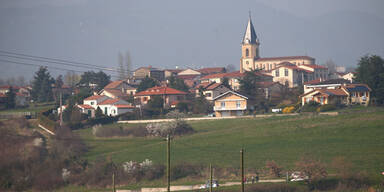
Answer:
214, 106, 247, 111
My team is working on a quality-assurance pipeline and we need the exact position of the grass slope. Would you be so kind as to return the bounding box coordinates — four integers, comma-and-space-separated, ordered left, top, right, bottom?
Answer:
76, 107, 384, 175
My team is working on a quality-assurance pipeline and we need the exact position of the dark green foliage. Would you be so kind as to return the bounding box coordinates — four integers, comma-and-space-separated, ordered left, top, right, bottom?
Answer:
239, 69, 263, 97
145, 96, 164, 116
354, 55, 384, 105
167, 76, 189, 92
171, 163, 202, 180
192, 97, 212, 114
79, 71, 111, 92
300, 101, 320, 112
31, 66, 55, 102
136, 76, 159, 92
69, 87, 92, 104
317, 104, 337, 112
95, 106, 103, 118
37, 109, 56, 132
176, 101, 189, 112
222, 77, 230, 88
5, 86, 15, 109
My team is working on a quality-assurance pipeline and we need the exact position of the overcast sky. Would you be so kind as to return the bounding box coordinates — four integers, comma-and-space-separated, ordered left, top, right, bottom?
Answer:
0, 0, 383, 81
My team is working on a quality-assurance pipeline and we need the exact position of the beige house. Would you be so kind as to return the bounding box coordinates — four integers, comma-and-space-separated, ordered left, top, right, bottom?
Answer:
213, 91, 248, 117
269, 63, 313, 88
177, 69, 201, 76
133, 66, 165, 81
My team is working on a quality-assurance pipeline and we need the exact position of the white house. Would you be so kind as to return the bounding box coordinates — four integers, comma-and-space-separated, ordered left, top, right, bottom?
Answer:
83, 95, 109, 109
97, 98, 134, 116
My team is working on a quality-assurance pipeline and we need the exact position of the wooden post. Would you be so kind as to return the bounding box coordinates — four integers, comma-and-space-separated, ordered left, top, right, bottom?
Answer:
167, 134, 171, 192
241, 148, 244, 192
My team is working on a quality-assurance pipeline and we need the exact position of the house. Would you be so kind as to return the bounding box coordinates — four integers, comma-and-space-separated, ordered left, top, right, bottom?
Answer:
134, 86, 188, 108
303, 78, 351, 94
213, 91, 248, 117
97, 98, 134, 116
177, 68, 201, 76
194, 82, 232, 101
200, 71, 273, 91
300, 84, 371, 106
198, 67, 226, 76
77, 104, 95, 117
341, 72, 355, 83
297, 64, 328, 81
164, 69, 183, 78
83, 95, 109, 109
269, 62, 314, 88
133, 66, 165, 81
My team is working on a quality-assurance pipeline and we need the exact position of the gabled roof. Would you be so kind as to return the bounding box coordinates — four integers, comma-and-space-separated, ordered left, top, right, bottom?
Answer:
84, 95, 107, 101
135, 86, 187, 96
176, 74, 200, 80
301, 88, 348, 97
343, 84, 371, 92
102, 89, 130, 97
77, 104, 94, 109
115, 104, 135, 109
273, 63, 313, 73
242, 16, 258, 44
99, 98, 121, 105
300, 64, 327, 69
213, 90, 248, 100
198, 67, 226, 74
256, 56, 314, 62
195, 82, 223, 90
104, 80, 125, 89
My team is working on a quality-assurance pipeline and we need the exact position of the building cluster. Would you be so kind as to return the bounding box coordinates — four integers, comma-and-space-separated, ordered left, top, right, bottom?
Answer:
3, 16, 371, 118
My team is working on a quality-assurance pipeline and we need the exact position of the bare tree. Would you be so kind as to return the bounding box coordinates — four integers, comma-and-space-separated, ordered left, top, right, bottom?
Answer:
325, 59, 337, 75
125, 51, 132, 78
265, 160, 283, 177
295, 156, 327, 184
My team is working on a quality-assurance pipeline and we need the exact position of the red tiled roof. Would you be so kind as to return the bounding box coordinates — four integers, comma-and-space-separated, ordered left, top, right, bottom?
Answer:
274, 64, 313, 73
0, 93, 6, 98
103, 89, 129, 97
200, 73, 228, 80
198, 67, 226, 74
304, 78, 321, 85
201, 70, 271, 80
301, 64, 327, 69
176, 75, 199, 80
256, 56, 315, 61
104, 80, 124, 89
115, 104, 135, 109
77, 104, 94, 109
84, 95, 105, 100
0, 85, 21, 90
135, 86, 187, 96
99, 98, 120, 105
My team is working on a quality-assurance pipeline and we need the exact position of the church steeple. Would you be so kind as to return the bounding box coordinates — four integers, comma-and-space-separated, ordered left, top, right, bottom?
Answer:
242, 14, 258, 45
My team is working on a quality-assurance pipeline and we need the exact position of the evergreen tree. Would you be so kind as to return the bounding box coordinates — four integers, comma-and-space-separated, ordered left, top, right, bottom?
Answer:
31, 67, 54, 102
79, 71, 111, 92
95, 106, 103, 118
5, 86, 16, 109
168, 76, 189, 92
354, 55, 384, 104
239, 69, 263, 97
137, 76, 159, 92
118, 52, 126, 80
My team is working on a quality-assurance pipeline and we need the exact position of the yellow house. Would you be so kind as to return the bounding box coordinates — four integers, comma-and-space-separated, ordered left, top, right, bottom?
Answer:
213, 91, 248, 117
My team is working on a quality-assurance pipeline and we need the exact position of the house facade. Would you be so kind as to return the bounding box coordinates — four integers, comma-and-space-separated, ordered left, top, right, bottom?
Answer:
134, 86, 187, 108
195, 82, 232, 101
213, 91, 248, 117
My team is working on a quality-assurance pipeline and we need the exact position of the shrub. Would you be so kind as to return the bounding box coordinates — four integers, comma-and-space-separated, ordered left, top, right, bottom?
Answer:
282, 106, 295, 113
146, 120, 194, 137
265, 160, 283, 177
300, 101, 320, 112
171, 163, 203, 180
92, 124, 147, 137
317, 104, 337, 112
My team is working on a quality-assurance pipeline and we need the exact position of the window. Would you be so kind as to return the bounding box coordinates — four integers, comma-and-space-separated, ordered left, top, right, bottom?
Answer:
246, 49, 249, 57
236, 101, 241, 108
221, 102, 225, 108
87, 110, 91, 116
285, 69, 289, 76
205, 93, 212, 97
91, 101, 94, 105
246, 61, 249, 65
269, 64, 272, 70
104, 107, 108, 115
275, 69, 280, 77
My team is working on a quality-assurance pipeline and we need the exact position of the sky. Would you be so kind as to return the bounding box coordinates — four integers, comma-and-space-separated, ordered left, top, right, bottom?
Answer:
0, 0, 383, 81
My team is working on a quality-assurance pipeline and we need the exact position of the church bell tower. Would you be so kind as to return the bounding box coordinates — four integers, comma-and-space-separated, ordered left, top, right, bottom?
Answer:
240, 14, 260, 73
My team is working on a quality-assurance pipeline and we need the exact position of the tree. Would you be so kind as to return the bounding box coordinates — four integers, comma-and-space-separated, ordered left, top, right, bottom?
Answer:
354, 55, 384, 105
137, 76, 159, 92
226, 64, 236, 72
239, 70, 263, 97
64, 71, 80, 88
95, 106, 103, 118
55, 75, 64, 89
295, 156, 327, 184
125, 51, 132, 78
222, 77, 230, 88
145, 96, 164, 116
265, 160, 283, 177
167, 76, 189, 92
5, 86, 16, 109
79, 71, 111, 92
31, 67, 55, 102
324, 59, 336, 75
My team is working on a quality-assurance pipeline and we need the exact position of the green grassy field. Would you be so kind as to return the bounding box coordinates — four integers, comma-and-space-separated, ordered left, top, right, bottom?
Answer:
76, 106, 384, 176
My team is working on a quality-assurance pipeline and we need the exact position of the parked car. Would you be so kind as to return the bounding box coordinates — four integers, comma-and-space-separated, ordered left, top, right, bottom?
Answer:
207, 113, 216, 117
290, 171, 308, 181
199, 180, 219, 189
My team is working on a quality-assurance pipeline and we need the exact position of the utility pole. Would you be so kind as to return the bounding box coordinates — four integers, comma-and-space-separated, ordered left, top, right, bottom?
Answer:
112, 171, 116, 192
167, 134, 171, 192
241, 148, 245, 192
59, 91, 63, 127
210, 163, 213, 192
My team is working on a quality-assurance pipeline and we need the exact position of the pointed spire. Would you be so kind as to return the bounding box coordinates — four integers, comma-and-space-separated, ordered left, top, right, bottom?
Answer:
242, 14, 258, 44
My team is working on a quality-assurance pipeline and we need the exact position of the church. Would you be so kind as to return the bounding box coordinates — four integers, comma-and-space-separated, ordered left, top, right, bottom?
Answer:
240, 15, 328, 87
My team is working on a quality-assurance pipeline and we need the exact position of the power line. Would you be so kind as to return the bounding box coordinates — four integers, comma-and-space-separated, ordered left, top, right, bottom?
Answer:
0, 50, 120, 72
0, 59, 121, 79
